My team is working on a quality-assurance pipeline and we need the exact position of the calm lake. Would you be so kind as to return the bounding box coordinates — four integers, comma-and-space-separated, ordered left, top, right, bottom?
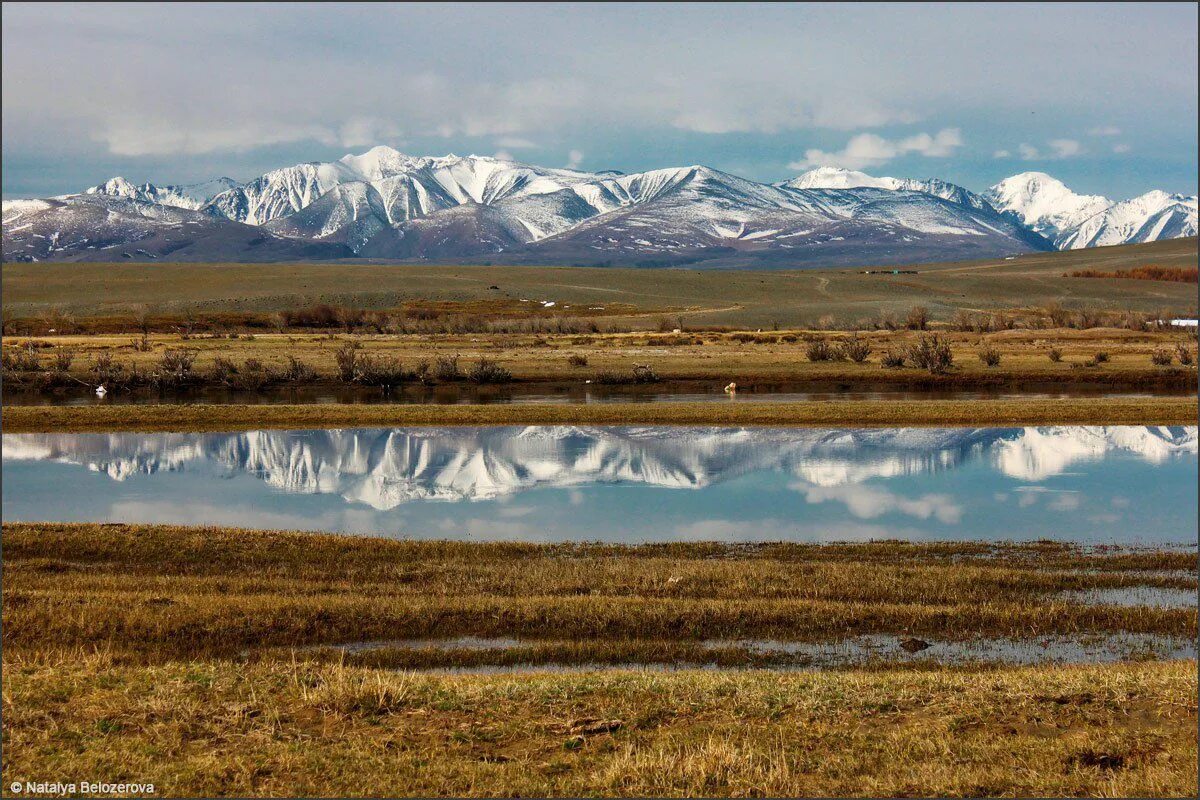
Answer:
3, 425, 1196, 544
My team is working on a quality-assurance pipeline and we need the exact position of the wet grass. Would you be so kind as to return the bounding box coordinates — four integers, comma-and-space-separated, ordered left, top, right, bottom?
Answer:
1, 651, 1195, 797
3, 523, 1196, 796
3, 523, 1195, 662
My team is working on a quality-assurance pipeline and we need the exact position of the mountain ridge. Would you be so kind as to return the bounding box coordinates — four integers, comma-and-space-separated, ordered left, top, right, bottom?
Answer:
3, 147, 1194, 266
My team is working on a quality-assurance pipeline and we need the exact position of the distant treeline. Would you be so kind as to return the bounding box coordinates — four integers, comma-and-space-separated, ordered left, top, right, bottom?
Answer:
1066, 266, 1198, 283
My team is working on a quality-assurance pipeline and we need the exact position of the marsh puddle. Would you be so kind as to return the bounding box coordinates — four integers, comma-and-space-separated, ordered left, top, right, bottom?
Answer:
1060, 586, 1196, 609
286, 633, 1197, 673
3, 425, 1196, 543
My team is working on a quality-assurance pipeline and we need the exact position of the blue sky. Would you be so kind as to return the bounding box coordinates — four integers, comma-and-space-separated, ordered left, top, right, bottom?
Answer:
3, 2, 1196, 200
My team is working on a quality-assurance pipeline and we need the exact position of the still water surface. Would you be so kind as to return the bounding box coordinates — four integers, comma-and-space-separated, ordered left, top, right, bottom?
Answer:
3, 425, 1196, 543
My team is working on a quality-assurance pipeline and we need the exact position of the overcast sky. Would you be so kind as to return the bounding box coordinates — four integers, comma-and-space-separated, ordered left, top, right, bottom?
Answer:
3, 2, 1196, 199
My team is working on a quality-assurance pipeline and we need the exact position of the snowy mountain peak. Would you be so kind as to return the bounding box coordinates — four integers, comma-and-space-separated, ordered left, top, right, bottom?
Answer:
85, 175, 238, 211
87, 176, 139, 197
781, 167, 993, 212
336, 145, 412, 180
782, 166, 898, 191
984, 172, 1112, 243
985, 172, 1197, 250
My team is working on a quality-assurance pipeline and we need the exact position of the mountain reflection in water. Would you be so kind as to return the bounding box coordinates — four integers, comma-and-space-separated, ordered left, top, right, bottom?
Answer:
3, 426, 1196, 543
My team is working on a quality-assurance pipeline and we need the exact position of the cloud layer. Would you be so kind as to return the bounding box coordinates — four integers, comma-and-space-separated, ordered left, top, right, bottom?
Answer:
1, 4, 1195, 198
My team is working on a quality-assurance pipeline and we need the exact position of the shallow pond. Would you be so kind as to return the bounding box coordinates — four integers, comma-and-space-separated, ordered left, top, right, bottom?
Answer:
3, 425, 1196, 543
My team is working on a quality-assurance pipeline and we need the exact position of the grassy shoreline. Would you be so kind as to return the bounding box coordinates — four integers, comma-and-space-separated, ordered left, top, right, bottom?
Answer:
4, 396, 1196, 432
2, 523, 1197, 796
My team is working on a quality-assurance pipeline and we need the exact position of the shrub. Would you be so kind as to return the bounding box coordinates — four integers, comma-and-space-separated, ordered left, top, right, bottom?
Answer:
567, 354, 589, 367
88, 352, 123, 383
630, 364, 659, 383
905, 306, 929, 331
838, 335, 872, 363
433, 355, 462, 381
978, 346, 1001, 367
335, 306, 365, 333
1151, 348, 1174, 366
906, 334, 953, 374
281, 356, 316, 382
1176, 344, 1195, 366
1093, 351, 1110, 363
594, 365, 660, 385
467, 358, 512, 384
1, 344, 41, 372
880, 349, 907, 369
355, 354, 409, 390
805, 338, 833, 362
52, 348, 75, 372
334, 343, 360, 382
155, 349, 197, 385
1045, 302, 1071, 328
1047, 348, 1063, 363
209, 356, 239, 383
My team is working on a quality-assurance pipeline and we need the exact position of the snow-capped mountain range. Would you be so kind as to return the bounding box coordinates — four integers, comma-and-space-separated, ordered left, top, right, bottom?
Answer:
3, 147, 1195, 266
4, 426, 1194, 510
983, 172, 1198, 249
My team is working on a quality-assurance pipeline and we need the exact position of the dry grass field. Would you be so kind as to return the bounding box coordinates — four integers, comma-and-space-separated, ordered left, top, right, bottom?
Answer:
2, 523, 1196, 797
3, 654, 1194, 798
4, 326, 1197, 384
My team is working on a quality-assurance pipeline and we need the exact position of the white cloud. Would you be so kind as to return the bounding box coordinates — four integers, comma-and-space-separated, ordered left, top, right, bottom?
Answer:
795, 483, 963, 524
1112, 143, 1131, 153
1048, 493, 1082, 511
993, 149, 1011, 158
338, 117, 404, 149
1089, 125, 1121, 136
1048, 138, 1083, 158
495, 136, 537, 149
1010, 139, 1086, 161
565, 149, 584, 169
788, 128, 963, 170
493, 150, 515, 161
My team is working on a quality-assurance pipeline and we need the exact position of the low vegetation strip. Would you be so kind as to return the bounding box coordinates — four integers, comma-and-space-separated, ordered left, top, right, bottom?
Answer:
1067, 266, 1198, 283
3, 396, 1197, 433
1, 653, 1195, 797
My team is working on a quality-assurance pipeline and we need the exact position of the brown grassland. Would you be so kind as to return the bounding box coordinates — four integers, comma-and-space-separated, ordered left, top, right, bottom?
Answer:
3, 654, 1195, 798
3, 238, 1196, 329
1, 523, 1197, 797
